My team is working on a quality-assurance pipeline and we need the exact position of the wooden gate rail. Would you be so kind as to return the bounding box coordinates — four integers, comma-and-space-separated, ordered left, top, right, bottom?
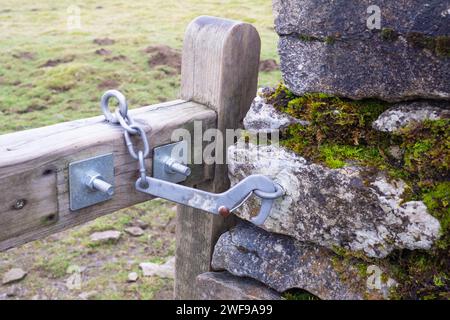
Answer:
0, 100, 216, 251
0, 16, 261, 300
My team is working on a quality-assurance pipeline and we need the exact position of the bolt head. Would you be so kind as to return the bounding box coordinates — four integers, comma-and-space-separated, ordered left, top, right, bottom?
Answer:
13, 199, 26, 210
218, 206, 230, 217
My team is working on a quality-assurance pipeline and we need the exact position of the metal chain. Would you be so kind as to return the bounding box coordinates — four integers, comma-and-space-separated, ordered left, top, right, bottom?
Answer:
101, 90, 150, 188
100, 90, 284, 205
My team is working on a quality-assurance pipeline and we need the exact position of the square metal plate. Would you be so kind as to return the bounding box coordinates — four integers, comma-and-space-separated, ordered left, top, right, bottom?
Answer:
69, 153, 114, 211
153, 141, 189, 183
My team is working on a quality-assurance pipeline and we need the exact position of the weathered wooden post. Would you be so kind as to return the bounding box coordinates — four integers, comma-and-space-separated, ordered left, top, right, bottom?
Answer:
175, 16, 261, 299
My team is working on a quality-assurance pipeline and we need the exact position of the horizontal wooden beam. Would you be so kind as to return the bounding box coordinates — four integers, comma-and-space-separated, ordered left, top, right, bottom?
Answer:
0, 100, 216, 251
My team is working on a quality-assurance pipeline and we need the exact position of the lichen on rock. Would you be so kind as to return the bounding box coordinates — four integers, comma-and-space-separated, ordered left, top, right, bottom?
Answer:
230, 83, 449, 299
212, 222, 397, 300
228, 142, 441, 258
373, 102, 450, 133
243, 88, 306, 133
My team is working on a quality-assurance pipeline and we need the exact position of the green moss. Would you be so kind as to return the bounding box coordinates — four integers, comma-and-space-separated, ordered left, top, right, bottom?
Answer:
298, 34, 320, 42
324, 36, 335, 45
357, 263, 369, 278
435, 36, 450, 57
406, 32, 436, 51
406, 33, 450, 58
267, 83, 390, 166
269, 83, 450, 299
296, 34, 338, 45
433, 273, 447, 287
282, 289, 320, 300
319, 144, 384, 169
422, 182, 450, 250
380, 28, 398, 41
399, 119, 449, 184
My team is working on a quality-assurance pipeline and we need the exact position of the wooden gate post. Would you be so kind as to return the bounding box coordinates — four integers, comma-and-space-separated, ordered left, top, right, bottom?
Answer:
175, 16, 261, 299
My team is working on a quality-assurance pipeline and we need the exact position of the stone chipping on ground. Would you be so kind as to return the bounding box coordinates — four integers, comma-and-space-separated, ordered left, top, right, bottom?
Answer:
139, 256, 175, 279
89, 230, 122, 243
2, 268, 27, 285
124, 226, 144, 237
127, 272, 138, 283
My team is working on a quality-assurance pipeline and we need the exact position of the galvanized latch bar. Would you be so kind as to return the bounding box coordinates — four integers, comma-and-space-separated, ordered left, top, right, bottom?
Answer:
135, 174, 284, 225
69, 90, 284, 225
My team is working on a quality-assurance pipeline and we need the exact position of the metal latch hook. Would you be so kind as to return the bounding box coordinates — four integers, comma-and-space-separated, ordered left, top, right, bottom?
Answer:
135, 174, 284, 225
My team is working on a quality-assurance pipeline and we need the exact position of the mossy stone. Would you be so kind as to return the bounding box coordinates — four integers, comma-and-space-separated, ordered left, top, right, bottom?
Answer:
266, 83, 450, 299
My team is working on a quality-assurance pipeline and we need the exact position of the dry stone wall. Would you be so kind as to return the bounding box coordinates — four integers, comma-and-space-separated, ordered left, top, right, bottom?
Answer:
206, 0, 450, 300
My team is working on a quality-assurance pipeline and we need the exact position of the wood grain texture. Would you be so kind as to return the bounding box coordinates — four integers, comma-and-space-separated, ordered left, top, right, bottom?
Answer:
0, 100, 216, 251
176, 16, 261, 299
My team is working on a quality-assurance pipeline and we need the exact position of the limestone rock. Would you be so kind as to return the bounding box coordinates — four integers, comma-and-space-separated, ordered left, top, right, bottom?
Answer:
89, 230, 121, 243
78, 291, 97, 300
140, 256, 175, 279
127, 272, 139, 282
212, 222, 396, 300
274, 0, 450, 102
2, 268, 27, 285
372, 101, 450, 132
228, 143, 441, 258
243, 90, 306, 133
195, 272, 281, 300
124, 226, 144, 237
66, 265, 84, 274
134, 219, 149, 229
278, 36, 450, 102
273, 0, 450, 37
6, 285, 20, 297
66, 274, 82, 291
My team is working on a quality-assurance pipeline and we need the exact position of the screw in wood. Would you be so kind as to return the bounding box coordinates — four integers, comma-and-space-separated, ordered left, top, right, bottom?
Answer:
13, 199, 26, 210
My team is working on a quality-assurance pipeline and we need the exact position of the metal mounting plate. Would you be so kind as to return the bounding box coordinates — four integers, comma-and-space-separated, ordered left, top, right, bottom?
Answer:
69, 153, 114, 211
153, 141, 189, 183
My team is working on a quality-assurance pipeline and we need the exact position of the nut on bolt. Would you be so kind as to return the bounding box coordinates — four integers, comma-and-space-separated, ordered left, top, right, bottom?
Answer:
84, 171, 114, 196
165, 158, 191, 177
13, 199, 27, 210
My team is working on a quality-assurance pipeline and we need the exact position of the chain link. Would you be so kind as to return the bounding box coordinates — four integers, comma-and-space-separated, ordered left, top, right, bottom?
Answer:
101, 90, 150, 188
115, 108, 139, 135
100, 90, 128, 123
100, 90, 284, 202
123, 125, 150, 159
138, 151, 149, 188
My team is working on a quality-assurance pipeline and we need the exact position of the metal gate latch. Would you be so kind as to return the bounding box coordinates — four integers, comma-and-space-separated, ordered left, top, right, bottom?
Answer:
136, 174, 284, 225
70, 90, 284, 225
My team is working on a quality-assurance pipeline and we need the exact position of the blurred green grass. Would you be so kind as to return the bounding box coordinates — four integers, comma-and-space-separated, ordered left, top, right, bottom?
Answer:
0, 0, 280, 133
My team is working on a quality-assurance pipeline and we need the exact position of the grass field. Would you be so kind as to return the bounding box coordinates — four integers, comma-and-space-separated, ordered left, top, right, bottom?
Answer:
0, 0, 280, 133
0, 0, 280, 299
